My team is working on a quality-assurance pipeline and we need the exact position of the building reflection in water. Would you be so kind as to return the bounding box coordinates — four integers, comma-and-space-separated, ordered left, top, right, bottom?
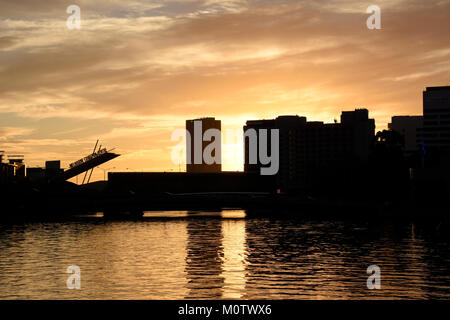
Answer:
184, 215, 225, 298
2, 211, 449, 299
241, 218, 447, 299
221, 218, 247, 299
184, 211, 247, 299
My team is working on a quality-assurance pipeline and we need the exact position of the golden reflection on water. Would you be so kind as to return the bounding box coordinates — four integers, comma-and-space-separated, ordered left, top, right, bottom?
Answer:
0, 213, 450, 299
221, 219, 246, 299
142, 210, 246, 219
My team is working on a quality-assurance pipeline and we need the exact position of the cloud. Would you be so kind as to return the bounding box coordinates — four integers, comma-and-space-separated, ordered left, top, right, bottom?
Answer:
0, 0, 449, 174
0, 127, 34, 139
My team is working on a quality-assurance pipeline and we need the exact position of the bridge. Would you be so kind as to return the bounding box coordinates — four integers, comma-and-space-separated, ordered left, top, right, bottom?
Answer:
61, 150, 119, 181
52, 140, 120, 183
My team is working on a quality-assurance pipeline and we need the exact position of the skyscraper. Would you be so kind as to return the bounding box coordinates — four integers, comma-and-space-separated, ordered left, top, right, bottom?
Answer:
423, 86, 450, 152
244, 109, 375, 193
186, 117, 222, 173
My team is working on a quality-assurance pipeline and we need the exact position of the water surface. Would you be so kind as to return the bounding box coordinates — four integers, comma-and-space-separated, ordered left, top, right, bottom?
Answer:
1, 210, 450, 299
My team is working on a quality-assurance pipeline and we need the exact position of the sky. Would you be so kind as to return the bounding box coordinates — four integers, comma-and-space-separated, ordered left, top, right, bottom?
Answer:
1, 0, 449, 182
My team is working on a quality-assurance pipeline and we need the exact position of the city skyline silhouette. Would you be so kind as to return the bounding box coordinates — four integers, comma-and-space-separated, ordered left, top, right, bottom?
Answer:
1, 0, 450, 183
1, 0, 450, 305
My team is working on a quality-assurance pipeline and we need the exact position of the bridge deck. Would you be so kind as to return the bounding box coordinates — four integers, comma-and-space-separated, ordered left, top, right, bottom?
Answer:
61, 152, 120, 181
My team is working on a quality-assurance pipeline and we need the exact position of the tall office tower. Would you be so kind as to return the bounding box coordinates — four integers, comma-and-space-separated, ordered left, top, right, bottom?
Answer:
186, 117, 222, 173
340, 109, 376, 161
243, 119, 277, 174
423, 86, 450, 153
388, 116, 423, 154
244, 116, 309, 191
244, 109, 375, 193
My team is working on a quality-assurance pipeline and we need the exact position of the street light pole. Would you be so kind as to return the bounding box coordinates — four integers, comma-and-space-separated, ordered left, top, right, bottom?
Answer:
98, 166, 115, 181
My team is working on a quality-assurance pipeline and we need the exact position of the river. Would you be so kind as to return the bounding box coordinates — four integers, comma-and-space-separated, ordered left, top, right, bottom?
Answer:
1, 210, 449, 299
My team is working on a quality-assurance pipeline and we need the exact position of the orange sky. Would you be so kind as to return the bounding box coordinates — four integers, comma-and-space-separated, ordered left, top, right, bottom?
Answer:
1, 0, 449, 182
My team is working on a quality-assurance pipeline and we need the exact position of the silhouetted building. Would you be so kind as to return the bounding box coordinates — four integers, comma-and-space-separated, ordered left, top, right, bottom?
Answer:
108, 172, 275, 194
45, 160, 60, 170
411, 86, 450, 201
423, 86, 450, 152
1, 163, 15, 183
244, 109, 375, 193
186, 117, 221, 173
0, 151, 15, 184
7, 155, 25, 179
243, 118, 277, 176
27, 167, 46, 182
388, 116, 423, 154
340, 109, 376, 160
45, 160, 63, 179
26, 161, 64, 183
371, 129, 411, 202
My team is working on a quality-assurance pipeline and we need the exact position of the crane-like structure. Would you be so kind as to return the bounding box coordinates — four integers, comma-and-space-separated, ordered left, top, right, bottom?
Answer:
55, 140, 120, 183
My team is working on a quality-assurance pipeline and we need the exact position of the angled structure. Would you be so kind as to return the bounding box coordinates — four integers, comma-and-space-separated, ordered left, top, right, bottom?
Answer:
60, 148, 120, 181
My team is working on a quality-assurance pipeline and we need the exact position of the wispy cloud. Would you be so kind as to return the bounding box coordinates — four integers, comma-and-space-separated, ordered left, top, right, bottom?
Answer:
0, 126, 34, 139
1, 0, 449, 174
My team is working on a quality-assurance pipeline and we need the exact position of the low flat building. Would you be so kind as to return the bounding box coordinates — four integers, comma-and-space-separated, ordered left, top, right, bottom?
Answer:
27, 167, 46, 182
0, 162, 15, 184
108, 172, 276, 194
45, 160, 64, 179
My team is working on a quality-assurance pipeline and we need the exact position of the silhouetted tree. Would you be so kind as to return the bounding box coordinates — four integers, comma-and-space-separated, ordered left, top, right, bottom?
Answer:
373, 129, 405, 155
369, 130, 410, 203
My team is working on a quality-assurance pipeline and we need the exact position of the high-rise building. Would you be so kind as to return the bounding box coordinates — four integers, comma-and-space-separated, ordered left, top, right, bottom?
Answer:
388, 116, 423, 154
341, 109, 376, 161
243, 118, 277, 174
186, 117, 222, 173
423, 86, 450, 152
244, 109, 375, 193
